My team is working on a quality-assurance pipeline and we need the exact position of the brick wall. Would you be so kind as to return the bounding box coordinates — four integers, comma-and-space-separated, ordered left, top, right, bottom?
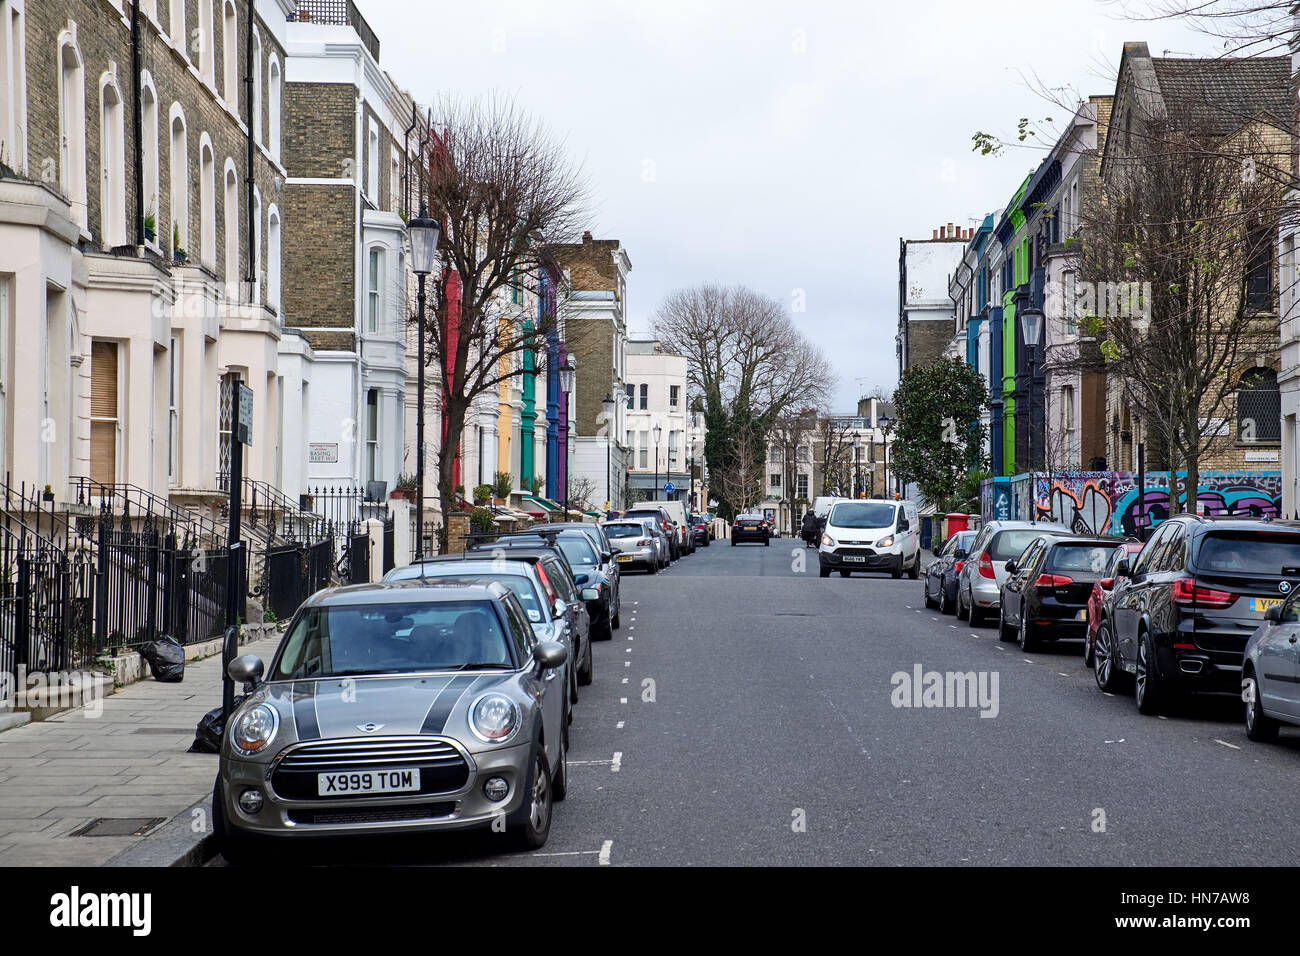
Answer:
903, 318, 954, 371
568, 321, 613, 435
282, 183, 355, 332
27, 1, 285, 305
285, 82, 354, 180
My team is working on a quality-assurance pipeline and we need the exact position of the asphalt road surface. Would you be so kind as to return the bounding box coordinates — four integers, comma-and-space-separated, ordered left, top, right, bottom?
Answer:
213, 534, 1300, 866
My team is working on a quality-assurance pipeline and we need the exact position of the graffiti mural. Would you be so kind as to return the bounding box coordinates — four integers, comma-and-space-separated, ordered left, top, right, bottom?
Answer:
982, 471, 1281, 536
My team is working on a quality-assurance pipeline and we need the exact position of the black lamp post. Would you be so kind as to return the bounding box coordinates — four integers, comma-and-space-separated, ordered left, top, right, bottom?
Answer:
408, 205, 441, 560
1019, 306, 1044, 523
879, 414, 893, 498
561, 354, 576, 520
602, 393, 615, 512
852, 434, 861, 499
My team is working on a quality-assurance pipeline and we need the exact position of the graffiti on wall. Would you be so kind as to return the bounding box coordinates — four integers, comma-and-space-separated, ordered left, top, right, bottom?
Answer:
1021, 471, 1282, 536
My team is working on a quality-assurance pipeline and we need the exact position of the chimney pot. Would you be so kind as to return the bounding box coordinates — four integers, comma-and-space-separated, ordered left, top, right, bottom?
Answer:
932, 229, 939, 239
947, 222, 954, 237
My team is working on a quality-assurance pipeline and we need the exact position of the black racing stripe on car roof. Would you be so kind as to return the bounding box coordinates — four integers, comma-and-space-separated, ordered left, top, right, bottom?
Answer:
293, 681, 320, 741
419, 675, 477, 734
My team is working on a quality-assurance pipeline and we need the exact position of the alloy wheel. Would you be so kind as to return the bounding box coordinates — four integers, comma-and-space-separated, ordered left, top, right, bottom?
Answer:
529, 754, 551, 834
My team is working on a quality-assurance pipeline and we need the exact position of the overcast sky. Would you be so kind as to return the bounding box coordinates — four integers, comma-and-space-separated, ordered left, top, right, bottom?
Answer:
360, 0, 1222, 411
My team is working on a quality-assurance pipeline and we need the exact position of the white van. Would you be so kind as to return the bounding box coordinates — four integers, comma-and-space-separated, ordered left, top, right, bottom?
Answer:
818, 499, 921, 579
647, 499, 694, 554
812, 496, 849, 519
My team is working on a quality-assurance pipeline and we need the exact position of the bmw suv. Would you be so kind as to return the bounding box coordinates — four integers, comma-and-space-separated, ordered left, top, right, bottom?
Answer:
1092, 515, 1300, 715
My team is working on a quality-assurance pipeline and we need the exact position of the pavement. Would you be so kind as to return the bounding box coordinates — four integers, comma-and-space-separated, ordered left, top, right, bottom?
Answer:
0, 636, 281, 866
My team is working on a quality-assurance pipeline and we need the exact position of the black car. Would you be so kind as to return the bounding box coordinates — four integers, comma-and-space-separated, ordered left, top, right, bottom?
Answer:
998, 535, 1124, 652
690, 516, 710, 547
530, 522, 621, 622
470, 532, 620, 641
1092, 515, 1300, 714
731, 514, 768, 546
923, 530, 977, 615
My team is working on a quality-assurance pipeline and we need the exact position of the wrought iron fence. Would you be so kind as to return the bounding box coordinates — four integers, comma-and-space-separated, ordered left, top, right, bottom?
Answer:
409, 521, 442, 561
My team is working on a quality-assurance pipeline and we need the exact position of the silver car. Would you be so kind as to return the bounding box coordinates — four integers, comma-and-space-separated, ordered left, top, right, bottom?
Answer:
956, 520, 1069, 626
1244, 592, 1300, 742
213, 580, 568, 861
602, 519, 661, 573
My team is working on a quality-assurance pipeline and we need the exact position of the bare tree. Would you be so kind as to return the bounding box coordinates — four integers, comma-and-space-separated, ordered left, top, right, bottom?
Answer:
713, 415, 765, 515
817, 415, 856, 496
652, 284, 834, 518
419, 95, 590, 550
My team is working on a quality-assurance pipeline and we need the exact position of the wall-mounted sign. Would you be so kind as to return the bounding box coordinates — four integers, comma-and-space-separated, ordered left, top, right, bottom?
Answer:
309, 443, 339, 463
1245, 451, 1279, 463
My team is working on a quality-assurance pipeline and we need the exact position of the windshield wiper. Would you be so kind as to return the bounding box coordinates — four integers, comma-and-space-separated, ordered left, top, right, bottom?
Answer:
450, 662, 512, 671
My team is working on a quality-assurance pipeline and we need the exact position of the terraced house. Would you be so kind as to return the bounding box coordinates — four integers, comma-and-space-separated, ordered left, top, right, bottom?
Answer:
1, 0, 305, 513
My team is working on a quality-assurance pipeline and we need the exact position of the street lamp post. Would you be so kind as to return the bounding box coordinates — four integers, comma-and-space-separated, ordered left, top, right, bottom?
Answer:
879, 414, 893, 498
602, 393, 615, 513
1020, 306, 1044, 525
407, 205, 441, 560
852, 434, 862, 499
653, 423, 663, 503
561, 354, 577, 520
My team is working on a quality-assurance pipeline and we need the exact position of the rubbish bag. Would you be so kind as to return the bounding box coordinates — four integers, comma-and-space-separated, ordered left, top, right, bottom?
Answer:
140, 636, 186, 683
189, 696, 244, 754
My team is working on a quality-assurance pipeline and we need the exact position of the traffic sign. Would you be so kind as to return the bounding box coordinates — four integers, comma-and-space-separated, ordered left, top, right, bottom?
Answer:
663, 481, 675, 494
236, 384, 254, 445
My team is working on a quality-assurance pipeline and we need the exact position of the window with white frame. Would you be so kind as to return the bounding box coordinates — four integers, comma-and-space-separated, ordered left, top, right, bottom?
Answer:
1, 2, 26, 175
367, 120, 379, 200
169, 0, 186, 49
268, 56, 280, 162
199, 136, 214, 266
366, 389, 379, 482
267, 206, 281, 313
624, 383, 633, 409
1061, 385, 1076, 460
222, 1, 237, 104
168, 335, 180, 481
251, 185, 261, 301
169, 105, 188, 256
58, 32, 87, 230
141, 74, 158, 244
1063, 270, 1077, 334
198, 0, 213, 84
797, 474, 809, 499
251, 30, 261, 144
638, 431, 648, 468
639, 383, 647, 410
770, 472, 781, 489
670, 385, 679, 408
367, 247, 382, 332
223, 160, 238, 290
99, 73, 126, 247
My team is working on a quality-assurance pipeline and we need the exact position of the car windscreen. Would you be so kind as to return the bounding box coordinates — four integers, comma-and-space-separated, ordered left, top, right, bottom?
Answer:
990, 530, 1051, 561
1047, 542, 1119, 572
557, 535, 598, 567
829, 502, 897, 529
384, 571, 543, 621
1197, 532, 1300, 575
604, 523, 646, 538
271, 600, 513, 679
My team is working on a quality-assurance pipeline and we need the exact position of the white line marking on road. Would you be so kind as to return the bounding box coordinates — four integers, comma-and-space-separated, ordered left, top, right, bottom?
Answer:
949, 625, 958, 629
622, 678, 628, 684
625, 648, 632, 653
569, 759, 614, 765
624, 661, 630, 667
620, 697, 627, 704
1058, 673, 1069, 677
970, 633, 979, 638
995, 645, 1005, 650
633, 602, 639, 605
616, 721, 624, 729
1214, 738, 1241, 750
531, 850, 601, 857
1103, 692, 1115, 697
599, 840, 613, 865
1157, 715, 1168, 720
1104, 739, 1126, 744
1023, 659, 1034, 664
611, 752, 623, 772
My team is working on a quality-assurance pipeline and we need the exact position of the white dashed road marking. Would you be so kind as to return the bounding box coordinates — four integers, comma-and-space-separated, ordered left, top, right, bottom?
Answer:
611, 752, 623, 772
599, 840, 613, 865
1214, 738, 1241, 750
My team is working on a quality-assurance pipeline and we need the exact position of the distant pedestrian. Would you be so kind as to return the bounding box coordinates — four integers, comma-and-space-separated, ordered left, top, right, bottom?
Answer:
800, 510, 820, 549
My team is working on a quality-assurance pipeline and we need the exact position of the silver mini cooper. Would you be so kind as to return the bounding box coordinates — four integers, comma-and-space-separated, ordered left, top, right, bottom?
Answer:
213, 580, 568, 861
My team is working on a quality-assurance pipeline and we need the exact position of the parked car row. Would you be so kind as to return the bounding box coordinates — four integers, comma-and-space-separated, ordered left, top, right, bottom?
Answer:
922, 513, 1300, 744
212, 519, 652, 862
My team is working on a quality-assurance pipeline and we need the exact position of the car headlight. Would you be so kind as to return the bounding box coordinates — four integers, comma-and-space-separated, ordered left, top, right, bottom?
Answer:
231, 705, 279, 756
821, 534, 836, 547
470, 694, 520, 743
878, 535, 895, 548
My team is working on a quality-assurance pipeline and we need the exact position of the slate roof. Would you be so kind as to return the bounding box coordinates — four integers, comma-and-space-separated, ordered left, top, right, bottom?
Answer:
1149, 56, 1293, 136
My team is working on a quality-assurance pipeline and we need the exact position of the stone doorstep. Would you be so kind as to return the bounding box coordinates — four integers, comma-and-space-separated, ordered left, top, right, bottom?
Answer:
0, 622, 283, 732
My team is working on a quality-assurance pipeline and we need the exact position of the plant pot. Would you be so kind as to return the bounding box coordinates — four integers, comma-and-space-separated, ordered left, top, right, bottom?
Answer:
390, 489, 412, 500
144, 226, 156, 242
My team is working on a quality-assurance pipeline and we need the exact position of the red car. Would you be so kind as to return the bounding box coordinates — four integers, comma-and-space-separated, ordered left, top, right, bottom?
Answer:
1082, 539, 1144, 668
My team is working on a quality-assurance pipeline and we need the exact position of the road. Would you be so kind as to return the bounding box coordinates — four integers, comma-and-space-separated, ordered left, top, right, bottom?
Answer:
213, 535, 1300, 866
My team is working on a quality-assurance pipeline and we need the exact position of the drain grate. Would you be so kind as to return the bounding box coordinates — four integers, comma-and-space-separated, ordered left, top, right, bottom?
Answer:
131, 727, 190, 734
71, 817, 166, 837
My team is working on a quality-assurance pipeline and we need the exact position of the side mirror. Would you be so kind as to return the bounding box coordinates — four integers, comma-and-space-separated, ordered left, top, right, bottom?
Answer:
535, 640, 568, 670
1004, 560, 1018, 575
601, 551, 613, 563
581, 587, 600, 601
1265, 605, 1284, 624
899, 518, 910, 531
227, 654, 264, 687
573, 572, 590, 586
1115, 559, 1131, 579
1099, 577, 1115, 589
553, 599, 568, 618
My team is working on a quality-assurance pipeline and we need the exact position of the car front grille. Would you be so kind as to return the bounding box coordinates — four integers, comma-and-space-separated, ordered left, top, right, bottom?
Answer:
271, 737, 470, 800
287, 802, 458, 826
